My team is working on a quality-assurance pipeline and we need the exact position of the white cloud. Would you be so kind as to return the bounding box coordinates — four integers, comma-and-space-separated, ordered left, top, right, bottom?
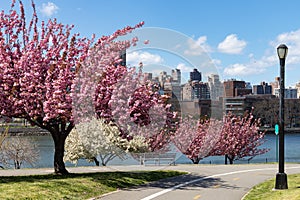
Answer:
224, 63, 265, 76
223, 53, 278, 77
176, 63, 193, 72
40, 2, 59, 17
218, 34, 247, 54
126, 51, 163, 67
223, 28, 300, 77
270, 29, 300, 65
184, 36, 212, 56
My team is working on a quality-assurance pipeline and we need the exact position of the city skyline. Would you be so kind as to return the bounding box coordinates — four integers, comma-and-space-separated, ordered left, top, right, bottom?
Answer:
3, 1, 300, 86
142, 67, 300, 100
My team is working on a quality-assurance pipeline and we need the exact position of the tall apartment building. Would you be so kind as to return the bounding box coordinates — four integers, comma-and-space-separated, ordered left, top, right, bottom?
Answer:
152, 69, 182, 100
164, 82, 182, 100
158, 71, 169, 87
208, 74, 223, 100
190, 68, 202, 82
171, 69, 181, 84
182, 83, 193, 100
270, 77, 280, 95
182, 81, 210, 100
192, 81, 210, 99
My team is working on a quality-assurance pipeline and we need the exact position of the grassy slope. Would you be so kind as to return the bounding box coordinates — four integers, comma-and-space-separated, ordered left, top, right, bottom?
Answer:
0, 170, 186, 200
244, 173, 300, 200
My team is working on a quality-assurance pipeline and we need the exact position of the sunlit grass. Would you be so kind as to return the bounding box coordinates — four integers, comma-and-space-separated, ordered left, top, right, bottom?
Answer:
244, 173, 300, 200
0, 170, 186, 200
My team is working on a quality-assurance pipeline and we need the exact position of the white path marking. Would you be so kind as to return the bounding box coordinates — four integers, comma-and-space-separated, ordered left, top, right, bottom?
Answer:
141, 166, 300, 200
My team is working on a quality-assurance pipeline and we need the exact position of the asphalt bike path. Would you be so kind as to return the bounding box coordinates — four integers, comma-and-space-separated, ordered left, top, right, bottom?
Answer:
95, 164, 300, 200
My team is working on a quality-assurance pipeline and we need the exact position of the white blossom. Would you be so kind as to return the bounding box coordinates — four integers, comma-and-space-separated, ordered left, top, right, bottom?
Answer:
64, 118, 149, 166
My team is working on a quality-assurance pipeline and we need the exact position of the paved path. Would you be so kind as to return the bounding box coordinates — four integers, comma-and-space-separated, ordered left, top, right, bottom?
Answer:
1, 164, 300, 200
95, 164, 300, 200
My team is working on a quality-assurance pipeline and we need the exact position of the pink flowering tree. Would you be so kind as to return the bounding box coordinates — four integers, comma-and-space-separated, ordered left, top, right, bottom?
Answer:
0, 0, 144, 174
71, 33, 176, 152
108, 67, 176, 152
213, 111, 269, 164
67, 66, 176, 166
172, 111, 268, 165
172, 116, 222, 164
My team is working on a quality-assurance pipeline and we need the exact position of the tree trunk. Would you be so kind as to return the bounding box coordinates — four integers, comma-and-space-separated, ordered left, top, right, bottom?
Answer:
225, 155, 228, 165
191, 157, 200, 164
228, 155, 234, 165
14, 161, 21, 169
52, 133, 69, 175
93, 157, 100, 166
15, 151, 21, 169
28, 119, 73, 175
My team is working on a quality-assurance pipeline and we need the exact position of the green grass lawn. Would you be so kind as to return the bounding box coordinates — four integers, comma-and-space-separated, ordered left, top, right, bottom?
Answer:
244, 173, 300, 200
0, 170, 186, 200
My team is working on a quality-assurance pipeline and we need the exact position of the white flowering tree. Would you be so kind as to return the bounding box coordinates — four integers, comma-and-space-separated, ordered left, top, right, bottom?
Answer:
64, 118, 149, 166
0, 135, 39, 169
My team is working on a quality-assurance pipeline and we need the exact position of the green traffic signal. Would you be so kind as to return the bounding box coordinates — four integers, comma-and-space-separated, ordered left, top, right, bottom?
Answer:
275, 124, 279, 135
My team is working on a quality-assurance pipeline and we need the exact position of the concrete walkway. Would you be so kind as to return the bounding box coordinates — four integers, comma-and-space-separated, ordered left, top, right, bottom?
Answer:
1, 164, 300, 200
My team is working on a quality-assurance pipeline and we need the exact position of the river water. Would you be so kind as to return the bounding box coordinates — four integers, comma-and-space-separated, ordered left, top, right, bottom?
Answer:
22, 133, 300, 168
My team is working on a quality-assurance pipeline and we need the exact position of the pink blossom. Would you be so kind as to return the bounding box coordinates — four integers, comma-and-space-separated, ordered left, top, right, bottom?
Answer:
0, 0, 147, 173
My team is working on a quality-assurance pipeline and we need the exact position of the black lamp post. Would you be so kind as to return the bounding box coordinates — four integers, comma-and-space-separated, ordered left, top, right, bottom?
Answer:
275, 44, 288, 189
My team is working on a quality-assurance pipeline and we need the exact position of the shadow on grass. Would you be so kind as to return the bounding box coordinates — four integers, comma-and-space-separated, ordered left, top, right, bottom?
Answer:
0, 170, 238, 191
0, 171, 184, 188
126, 173, 239, 191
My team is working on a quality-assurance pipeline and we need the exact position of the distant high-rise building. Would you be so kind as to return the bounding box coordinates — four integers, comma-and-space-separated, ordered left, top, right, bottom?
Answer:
295, 81, 300, 98
190, 68, 201, 82
143, 72, 153, 81
164, 82, 181, 101
274, 88, 298, 99
120, 50, 126, 66
253, 82, 272, 95
158, 71, 168, 87
182, 83, 193, 100
171, 69, 181, 84
208, 74, 223, 100
192, 82, 210, 99
270, 77, 280, 95
223, 79, 252, 97
145, 68, 181, 100
182, 81, 210, 100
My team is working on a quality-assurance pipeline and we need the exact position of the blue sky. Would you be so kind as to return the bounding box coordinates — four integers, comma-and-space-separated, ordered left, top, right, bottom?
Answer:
3, 0, 300, 86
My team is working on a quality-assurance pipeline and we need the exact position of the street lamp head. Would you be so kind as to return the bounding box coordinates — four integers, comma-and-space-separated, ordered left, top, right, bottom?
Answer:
277, 44, 288, 59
